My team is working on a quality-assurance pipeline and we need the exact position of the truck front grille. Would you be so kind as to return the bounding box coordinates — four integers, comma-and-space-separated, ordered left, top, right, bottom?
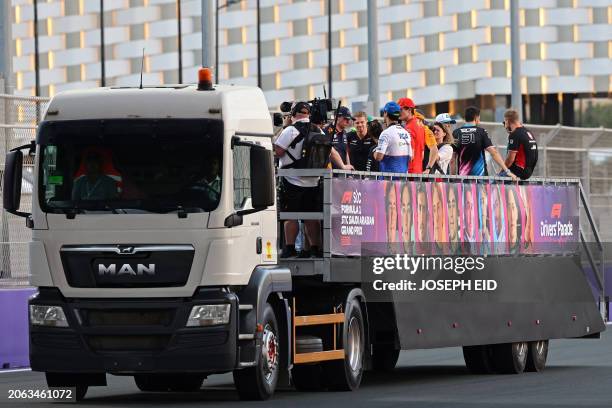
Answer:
31, 333, 82, 349
79, 309, 176, 327
86, 335, 171, 352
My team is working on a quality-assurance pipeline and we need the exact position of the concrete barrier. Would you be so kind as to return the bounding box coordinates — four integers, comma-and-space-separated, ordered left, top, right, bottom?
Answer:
0, 288, 36, 368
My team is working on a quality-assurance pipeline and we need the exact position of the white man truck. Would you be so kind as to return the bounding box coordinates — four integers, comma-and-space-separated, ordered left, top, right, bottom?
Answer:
3, 70, 605, 401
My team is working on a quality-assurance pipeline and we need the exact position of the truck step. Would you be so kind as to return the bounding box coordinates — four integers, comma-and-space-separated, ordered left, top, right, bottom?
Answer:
238, 334, 255, 340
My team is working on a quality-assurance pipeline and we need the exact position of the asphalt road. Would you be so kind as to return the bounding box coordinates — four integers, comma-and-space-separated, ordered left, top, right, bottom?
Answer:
1, 329, 611, 407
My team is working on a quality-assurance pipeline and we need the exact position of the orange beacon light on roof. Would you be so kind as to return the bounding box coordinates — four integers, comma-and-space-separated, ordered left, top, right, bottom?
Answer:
198, 67, 213, 91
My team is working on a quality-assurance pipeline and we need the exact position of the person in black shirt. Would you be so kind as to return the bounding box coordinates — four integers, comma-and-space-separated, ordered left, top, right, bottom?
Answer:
502, 109, 538, 180
452, 106, 517, 180
347, 111, 376, 171
324, 106, 353, 169
366, 118, 383, 172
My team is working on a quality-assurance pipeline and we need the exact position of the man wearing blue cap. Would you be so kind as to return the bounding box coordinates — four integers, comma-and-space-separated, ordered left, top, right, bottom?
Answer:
373, 102, 412, 173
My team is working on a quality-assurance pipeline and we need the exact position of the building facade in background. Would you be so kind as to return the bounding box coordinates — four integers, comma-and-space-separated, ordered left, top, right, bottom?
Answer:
7, 0, 612, 124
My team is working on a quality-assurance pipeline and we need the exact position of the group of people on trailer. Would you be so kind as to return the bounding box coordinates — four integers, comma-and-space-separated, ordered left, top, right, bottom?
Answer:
274, 99, 539, 258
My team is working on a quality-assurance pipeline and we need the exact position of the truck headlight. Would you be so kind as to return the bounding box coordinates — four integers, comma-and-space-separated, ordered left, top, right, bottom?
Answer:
30, 305, 69, 327
186, 304, 231, 327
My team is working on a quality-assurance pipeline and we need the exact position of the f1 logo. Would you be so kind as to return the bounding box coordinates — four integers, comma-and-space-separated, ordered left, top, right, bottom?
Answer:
341, 191, 352, 204
551, 203, 562, 218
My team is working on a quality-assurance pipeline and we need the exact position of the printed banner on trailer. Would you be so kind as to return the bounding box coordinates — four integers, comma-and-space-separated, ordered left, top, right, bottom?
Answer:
331, 178, 579, 256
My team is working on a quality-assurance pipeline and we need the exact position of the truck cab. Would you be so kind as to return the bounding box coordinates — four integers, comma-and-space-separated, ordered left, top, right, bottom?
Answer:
4, 76, 291, 400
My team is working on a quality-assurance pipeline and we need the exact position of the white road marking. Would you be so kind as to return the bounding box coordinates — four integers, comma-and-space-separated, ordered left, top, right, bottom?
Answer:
0, 368, 31, 374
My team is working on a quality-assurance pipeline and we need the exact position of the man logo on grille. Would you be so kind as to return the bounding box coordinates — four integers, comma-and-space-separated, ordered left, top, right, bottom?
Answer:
98, 264, 156, 276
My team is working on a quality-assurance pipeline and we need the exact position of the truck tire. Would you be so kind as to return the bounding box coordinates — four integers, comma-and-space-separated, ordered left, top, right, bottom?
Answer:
462, 345, 494, 374
371, 345, 400, 371
525, 340, 548, 372
491, 342, 528, 374
234, 302, 280, 400
323, 299, 365, 391
45, 373, 89, 401
134, 374, 204, 392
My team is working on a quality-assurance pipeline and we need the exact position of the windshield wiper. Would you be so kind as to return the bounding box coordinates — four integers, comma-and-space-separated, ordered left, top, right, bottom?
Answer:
98, 202, 120, 214
61, 201, 120, 218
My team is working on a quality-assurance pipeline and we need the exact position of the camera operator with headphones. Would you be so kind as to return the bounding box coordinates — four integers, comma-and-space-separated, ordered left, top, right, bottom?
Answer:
274, 101, 350, 258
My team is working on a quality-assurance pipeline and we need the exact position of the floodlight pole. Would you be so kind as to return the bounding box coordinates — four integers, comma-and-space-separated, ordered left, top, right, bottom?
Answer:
510, 0, 523, 120
367, 0, 379, 114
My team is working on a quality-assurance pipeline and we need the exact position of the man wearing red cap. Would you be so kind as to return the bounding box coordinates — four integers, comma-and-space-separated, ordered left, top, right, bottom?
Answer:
398, 98, 424, 173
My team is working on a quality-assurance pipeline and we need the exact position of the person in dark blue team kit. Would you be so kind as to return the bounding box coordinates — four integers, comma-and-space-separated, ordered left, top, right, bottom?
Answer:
373, 102, 412, 173
323, 106, 354, 169
452, 106, 517, 180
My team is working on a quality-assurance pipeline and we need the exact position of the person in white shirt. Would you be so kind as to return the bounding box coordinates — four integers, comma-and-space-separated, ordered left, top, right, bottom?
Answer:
431, 121, 455, 175
274, 102, 322, 258
373, 102, 412, 173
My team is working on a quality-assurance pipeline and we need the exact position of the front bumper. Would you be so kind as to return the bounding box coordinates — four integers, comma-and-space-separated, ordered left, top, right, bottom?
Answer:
29, 287, 238, 374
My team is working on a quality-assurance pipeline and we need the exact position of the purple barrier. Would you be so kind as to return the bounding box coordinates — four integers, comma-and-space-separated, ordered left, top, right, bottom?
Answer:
0, 288, 36, 368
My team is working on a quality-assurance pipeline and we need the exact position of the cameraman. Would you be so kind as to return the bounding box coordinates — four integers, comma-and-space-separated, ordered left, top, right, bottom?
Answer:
324, 106, 354, 169
274, 102, 322, 258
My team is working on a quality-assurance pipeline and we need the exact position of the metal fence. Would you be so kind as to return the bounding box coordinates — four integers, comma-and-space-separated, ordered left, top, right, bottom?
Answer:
479, 121, 612, 243
0, 94, 49, 286
0, 93, 610, 286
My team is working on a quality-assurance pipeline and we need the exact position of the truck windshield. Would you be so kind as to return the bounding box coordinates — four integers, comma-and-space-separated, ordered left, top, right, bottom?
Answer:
38, 119, 223, 214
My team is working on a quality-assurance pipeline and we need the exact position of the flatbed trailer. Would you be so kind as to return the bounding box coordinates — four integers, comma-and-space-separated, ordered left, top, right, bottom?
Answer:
278, 168, 606, 387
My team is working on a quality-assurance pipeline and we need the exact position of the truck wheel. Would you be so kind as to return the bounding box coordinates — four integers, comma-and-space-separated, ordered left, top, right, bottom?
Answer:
323, 299, 365, 391
462, 345, 494, 374
491, 342, 528, 374
371, 345, 400, 371
525, 340, 548, 372
134, 374, 204, 392
234, 302, 279, 400
45, 373, 88, 401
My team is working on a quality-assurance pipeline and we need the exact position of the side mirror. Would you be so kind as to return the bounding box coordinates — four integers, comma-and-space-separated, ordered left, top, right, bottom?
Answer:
3, 150, 28, 217
224, 213, 243, 228
250, 147, 274, 209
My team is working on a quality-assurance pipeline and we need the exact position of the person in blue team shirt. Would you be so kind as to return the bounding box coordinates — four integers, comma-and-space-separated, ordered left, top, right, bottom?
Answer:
373, 102, 412, 173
